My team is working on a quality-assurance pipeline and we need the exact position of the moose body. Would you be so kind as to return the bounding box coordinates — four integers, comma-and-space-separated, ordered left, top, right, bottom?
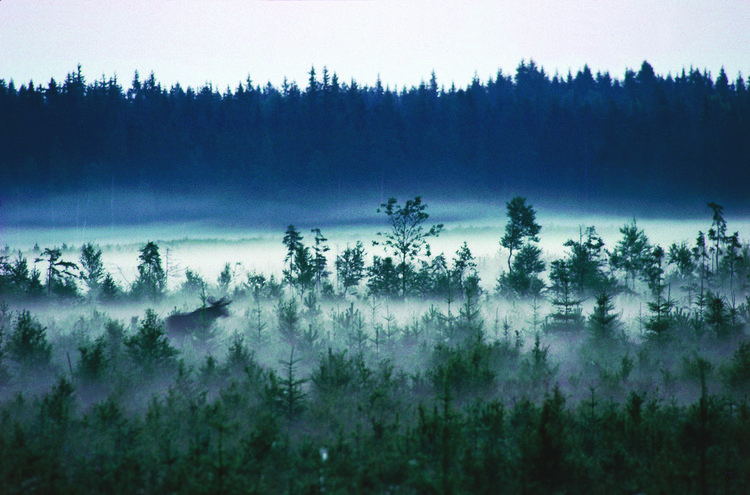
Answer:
166, 297, 231, 335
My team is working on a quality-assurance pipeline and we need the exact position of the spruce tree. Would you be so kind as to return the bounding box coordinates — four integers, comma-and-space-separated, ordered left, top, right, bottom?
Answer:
335, 241, 366, 295
587, 291, 620, 340
8, 310, 52, 367
310, 228, 330, 292
611, 219, 650, 291
548, 260, 583, 329
131, 241, 166, 301
643, 246, 674, 337
275, 347, 307, 421
80, 242, 104, 296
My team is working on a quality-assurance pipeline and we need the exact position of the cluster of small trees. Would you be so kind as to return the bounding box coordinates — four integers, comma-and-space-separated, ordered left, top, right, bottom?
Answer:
2, 198, 749, 345
1, 193, 750, 492
0, 244, 115, 301
274, 197, 482, 304
1, 285, 750, 492
0, 241, 165, 302
259, 195, 750, 350
489, 198, 750, 340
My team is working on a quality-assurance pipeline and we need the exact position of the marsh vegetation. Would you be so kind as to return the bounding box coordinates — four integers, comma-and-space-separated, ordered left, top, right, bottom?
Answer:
2, 197, 750, 493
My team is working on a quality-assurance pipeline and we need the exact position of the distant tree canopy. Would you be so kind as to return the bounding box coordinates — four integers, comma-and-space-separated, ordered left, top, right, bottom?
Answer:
1, 61, 749, 203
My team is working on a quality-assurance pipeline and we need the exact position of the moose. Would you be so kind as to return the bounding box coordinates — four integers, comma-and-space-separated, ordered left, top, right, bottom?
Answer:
166, 296, 232, 335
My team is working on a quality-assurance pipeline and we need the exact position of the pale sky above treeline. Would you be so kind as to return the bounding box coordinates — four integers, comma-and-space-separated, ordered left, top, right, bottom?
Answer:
2, 0, 749, 89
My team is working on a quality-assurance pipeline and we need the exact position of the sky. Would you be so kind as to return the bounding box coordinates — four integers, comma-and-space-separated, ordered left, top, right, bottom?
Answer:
1, 0, 749, 91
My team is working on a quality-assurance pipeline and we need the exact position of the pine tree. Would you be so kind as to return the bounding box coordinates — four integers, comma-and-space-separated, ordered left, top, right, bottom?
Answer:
587, 291, 620, 340
99, 273, 120, 301
310, 228, 330, 292
80, 242, 104, 296
282, 225, 303, 284
335, 241, 366, 295
693, 231, 710, 319
707, 202, 726, 275
704, 291, 738, 339
125, 309, 177, 370
548, 260, 583, 329
374, 196, 443, 297
7, 310, 52, 367
451, 241, 478, 296
644, 246, 674, 337
366, 256, 402, 299
668, 241, 696, 305
277, 298, 300, 346
497, 197, 544, 298
131, 241, 166, 301
722, 232, 742, 295
273, 347, 307, 421
35, 247, 78, 297
564, 226, 609, 297
217, 262, 232, 294
610, 219, 650, 291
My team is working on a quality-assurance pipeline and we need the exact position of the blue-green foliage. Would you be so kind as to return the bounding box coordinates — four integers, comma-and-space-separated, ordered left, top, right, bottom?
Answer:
124, 309, 177, 370
131, 242, 166, 301
7, 310, 52, 367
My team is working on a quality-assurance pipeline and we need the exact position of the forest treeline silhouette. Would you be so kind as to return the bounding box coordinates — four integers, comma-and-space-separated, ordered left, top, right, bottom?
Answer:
2, 61, 749, 205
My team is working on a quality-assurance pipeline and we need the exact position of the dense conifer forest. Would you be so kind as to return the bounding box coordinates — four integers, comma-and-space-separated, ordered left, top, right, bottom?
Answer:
2, 197, 750, 493
2, 61, 750, 207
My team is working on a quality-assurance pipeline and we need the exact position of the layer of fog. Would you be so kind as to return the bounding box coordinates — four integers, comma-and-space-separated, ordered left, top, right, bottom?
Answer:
4, 199, 748, 294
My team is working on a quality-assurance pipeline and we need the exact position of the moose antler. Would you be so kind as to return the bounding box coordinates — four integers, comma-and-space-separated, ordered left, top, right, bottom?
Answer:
208, 296, 231, 307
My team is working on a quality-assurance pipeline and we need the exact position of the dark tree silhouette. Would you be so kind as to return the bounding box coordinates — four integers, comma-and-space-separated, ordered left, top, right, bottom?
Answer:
497, 197, 545, 298
611, 219, 650, 291
587, 291, 621, 340
35, 248, 78, 297
310, 228, 330, 292
548, 259, 583, 329
500, 197, 541, 274
374, 196, 443, 297
1, 61, 749, 207
643, 246, 674, 337
131, 241, 166, 301
80, 243, 104, 295
335, 241, 366, 295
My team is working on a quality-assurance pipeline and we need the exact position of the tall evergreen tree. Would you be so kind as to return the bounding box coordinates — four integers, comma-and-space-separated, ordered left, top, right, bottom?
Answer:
693, 231, 710, 317
610, 219, 650, 291
80, 242, 104, 296
707, 202, 726, 275
283, 225, 303, 274
643, 246, 674, 337
563, 226, 610, 298
500, 196, 541, 274
336, 241, 366, 295
35, 247, 78, 297
131, 241, 166, 301
548, 259, 583, 329
310, 228, 330, 292
497, 197, 544, 298
587, 291, 620, 340
451, 242, 480, 297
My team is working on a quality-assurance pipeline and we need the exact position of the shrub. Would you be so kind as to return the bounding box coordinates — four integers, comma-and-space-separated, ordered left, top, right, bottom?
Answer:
7, 310, 52, 367
125, 309, 177, 370
428, 340, 497, 400
722, 340, 750, 393
77, 337, 109, 382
